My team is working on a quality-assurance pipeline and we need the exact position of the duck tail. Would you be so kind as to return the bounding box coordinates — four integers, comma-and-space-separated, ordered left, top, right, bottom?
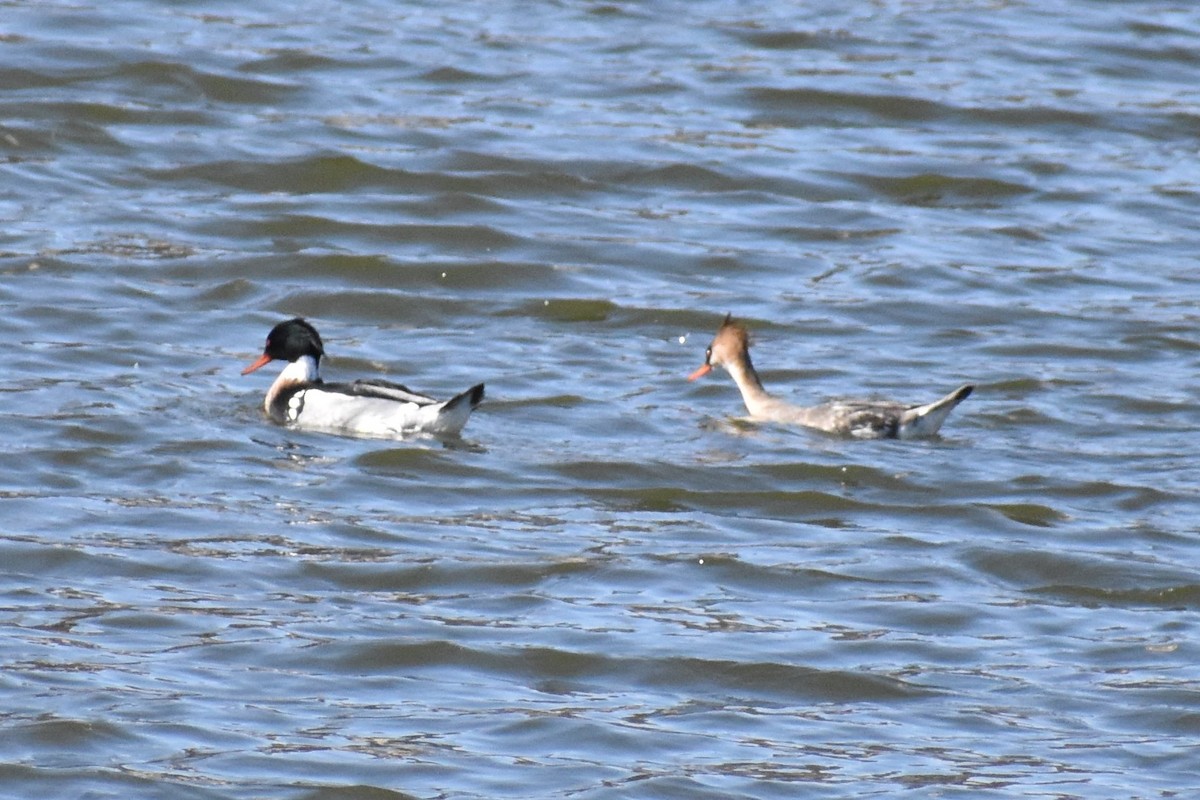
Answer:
430, 383, 485, 435
899, 383, 974, 438
445, 383, 485, 412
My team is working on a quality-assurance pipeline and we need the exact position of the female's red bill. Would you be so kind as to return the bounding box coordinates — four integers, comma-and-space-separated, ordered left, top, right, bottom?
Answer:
687, 363, 712, 381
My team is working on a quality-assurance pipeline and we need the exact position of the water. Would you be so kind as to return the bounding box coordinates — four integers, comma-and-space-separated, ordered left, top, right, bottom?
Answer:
2, 1, 1199, 798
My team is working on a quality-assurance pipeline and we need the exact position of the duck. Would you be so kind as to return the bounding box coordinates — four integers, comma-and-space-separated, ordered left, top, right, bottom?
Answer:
688, 315, 973, 439
242, 317, 484, 438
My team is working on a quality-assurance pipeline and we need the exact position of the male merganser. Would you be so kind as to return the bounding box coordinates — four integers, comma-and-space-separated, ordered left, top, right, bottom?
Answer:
242, 318, 484, 437
688, 315, 973, 439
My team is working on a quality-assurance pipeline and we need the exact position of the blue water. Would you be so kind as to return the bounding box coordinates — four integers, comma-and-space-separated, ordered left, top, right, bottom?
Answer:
2, 1, 1199, 798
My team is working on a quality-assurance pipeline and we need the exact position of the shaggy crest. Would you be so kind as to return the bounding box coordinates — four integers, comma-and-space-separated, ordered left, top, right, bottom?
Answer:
716, 313, 751, 350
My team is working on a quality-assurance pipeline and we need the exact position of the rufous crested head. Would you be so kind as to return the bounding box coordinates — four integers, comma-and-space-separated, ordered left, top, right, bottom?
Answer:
688, 313, 752, 380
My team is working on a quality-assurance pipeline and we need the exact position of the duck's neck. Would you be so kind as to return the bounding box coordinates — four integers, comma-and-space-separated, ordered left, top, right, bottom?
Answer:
726, 350, 775, 416
265, 355, 320, 412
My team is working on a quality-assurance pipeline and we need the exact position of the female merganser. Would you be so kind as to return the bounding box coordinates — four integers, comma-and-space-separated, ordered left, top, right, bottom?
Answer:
688, 315, 973, 439
242, 318, 484, 438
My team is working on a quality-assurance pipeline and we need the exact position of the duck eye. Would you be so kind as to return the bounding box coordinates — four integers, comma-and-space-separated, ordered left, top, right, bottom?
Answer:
705, 346, 713, 362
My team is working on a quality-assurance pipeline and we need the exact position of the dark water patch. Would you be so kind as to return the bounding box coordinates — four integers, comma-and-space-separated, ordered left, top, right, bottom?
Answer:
492, 393, 588, 410
980, 224, 1046, 242
419, 66, 499, 84
114, 60, 303, 105
763, 224, 901, 244
239, 49, 348, 75
1124, 18, 1198, 38
293, 786, 421, 800
353, 448, 495, 478
745, 85, 1117, 137
321, 113, 483, 140
848, 172, 1034, 208
10, 716, 139, 754
0, 540, 100, 578
149, 154, 394, 194
320, 639, 935, 703
657, 552, 899, 599
612, 162, 743, 192
982, 340, 1150, 362
418, 259, 573, 292
1097, 394, 1198, 425
1030, 583, 1200, 610
744, 86, 950, 127
1121, 330, 1200, 353
5, 97, 217, 130
966, 547, 1197, 599
723, 26, 862, 52
162, 532, 394, 564
1051, 480, 1176, 513
617, 305, 747, 332
151, 153, 597, 199
0, 125, 57, 161
0, 66, 67, 91
407, 190, 510, 217
1, 105, 129, 150
242, 214, 518, 252
434, 150, 606, 194
195, 277, 256, 304
759, 462, 929, 493
523, 297, 619, 323
588, 486, 884, 519
299, 557, 598, 595
550, 460, 729, 494
0, 765, 226, 800
47, 233, 196, 261
980, 502, 1067, 528
1093, 40, 1200, 76
968, 104, 1111, 133
643, 656, 937, 703
985, 377, 1061, 397
582, 486, 692, 513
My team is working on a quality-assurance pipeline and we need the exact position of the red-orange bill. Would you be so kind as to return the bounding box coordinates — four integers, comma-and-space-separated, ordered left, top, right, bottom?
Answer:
687, 363, 712, 381
241, 353, 273, 375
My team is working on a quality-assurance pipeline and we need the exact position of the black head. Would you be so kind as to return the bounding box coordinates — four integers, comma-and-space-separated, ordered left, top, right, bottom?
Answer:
242, 317, 324, 375
264, 318, 323, 361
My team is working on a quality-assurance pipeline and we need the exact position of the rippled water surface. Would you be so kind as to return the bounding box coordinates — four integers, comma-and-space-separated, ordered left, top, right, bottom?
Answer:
3, 1, 1200, 798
